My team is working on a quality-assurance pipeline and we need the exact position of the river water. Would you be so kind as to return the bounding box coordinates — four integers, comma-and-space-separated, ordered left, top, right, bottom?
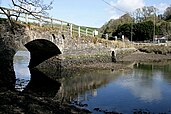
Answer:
13, 51, 30, 90
69, 63, 171, 114
13, 51, 171, 113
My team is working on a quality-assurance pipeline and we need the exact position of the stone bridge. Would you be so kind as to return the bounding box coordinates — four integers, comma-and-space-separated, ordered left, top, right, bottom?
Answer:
0, 7, 100, 68
0, 20, 67, 89
0, 19, 136, 90
22, 28, 66, 68
0, 7, 136, 90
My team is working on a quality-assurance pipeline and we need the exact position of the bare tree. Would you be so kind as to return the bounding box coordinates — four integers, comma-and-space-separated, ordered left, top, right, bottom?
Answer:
134, 6, 158, 23
0, 0, 53, 34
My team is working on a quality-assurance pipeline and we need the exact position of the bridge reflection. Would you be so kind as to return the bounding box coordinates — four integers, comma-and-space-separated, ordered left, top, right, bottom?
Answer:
23, 68, 121, 103
23, 68, 61, 98
54, 70, 121, 102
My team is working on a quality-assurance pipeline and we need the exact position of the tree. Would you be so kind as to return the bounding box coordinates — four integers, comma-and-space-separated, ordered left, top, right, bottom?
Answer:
0, 0, 53, 90
112, 23, 131, 40
0, 0, 53, 34
159, 21, 171, 35
163, 6, 171, 21
134, 8, 142, 22
112, 21, 154, 41
100, 13, 133, 37
133, 21, 154, 41
134, 6, 158, 22
142, 6, 157, 20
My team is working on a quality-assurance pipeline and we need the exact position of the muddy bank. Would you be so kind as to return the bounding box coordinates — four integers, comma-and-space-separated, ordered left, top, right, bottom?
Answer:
63, 51, 171, 72
120, 51, 171, 62
0, 90, 90, 114
35, 48, 137, 79
36, 49, 171, 80
0, 67, 91, 114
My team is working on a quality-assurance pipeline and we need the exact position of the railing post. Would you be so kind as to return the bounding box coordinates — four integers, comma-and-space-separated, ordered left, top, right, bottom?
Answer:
39, 16, 42, 26
70, 24, 72, 37
51, 18, 53, 28
25, 13, 28, 24
60, 21, 63, 31
7, 10, 11, 20
7, 10, 10, 16
92, 30, 94, 37
86, 28, 88, 36
78, 26, 80, 38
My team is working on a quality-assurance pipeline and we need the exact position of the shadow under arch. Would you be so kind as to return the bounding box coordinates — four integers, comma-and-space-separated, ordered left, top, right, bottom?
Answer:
24, 39, 62, 68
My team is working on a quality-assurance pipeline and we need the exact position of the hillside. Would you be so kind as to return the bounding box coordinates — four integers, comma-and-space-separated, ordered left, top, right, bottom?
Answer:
99, 6, 171, 41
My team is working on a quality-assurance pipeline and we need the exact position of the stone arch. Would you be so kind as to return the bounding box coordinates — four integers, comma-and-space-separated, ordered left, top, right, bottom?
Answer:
24, 39, 62, 68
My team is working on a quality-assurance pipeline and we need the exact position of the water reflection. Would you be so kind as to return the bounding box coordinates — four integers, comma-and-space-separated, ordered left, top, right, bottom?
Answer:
126, 62, 171, 102
118, 70, 162, 102
23, 68, 61, 97
55, 70, 121, 102
13, 51, 30, 90
68, 61, 171, 113
13, 51, 171, 113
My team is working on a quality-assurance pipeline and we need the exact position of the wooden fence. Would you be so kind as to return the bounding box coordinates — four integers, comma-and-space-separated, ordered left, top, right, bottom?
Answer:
0, 6, 97, 37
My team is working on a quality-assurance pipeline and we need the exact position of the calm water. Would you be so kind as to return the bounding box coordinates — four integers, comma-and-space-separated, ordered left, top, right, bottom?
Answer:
13, 51, 171, 113
67, 62, 171, 114
13, 51, 30, 90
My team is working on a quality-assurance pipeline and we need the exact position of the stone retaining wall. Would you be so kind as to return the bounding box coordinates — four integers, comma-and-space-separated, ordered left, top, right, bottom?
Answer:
35, 47, 136, 80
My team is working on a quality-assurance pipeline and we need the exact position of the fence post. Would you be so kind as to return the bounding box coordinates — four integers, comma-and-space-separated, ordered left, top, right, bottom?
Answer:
86, 28, 88, 36
60, 21, 63, 31
92, 30, 94, 37
39, 16, 42, 26
78, 26, 80, 38
51, 18, 53, 28
7, 10, 11, 19
7, 10, 10, 15
25, 13, 28, 24
70, 24, 72, 37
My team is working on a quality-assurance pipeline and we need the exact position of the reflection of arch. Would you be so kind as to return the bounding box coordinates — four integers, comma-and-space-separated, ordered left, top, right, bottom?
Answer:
25, 39, 62, 68
23, 68, 61, 97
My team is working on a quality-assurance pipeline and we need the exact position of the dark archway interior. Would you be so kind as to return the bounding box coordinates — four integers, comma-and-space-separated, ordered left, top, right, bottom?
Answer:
25, 39, 62, 68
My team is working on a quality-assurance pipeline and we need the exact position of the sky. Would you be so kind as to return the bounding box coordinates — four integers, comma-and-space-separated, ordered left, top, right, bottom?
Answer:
0, 0, 171, 28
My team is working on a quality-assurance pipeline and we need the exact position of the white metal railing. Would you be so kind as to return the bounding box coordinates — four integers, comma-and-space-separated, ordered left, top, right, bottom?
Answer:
0, 6, 97, 38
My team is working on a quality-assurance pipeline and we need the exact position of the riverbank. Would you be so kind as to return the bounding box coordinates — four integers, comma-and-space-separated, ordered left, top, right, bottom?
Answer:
120, 51, 171, 62
64, 51, 171, 69
0, 90, 91, 114
36, 50, 171, 77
